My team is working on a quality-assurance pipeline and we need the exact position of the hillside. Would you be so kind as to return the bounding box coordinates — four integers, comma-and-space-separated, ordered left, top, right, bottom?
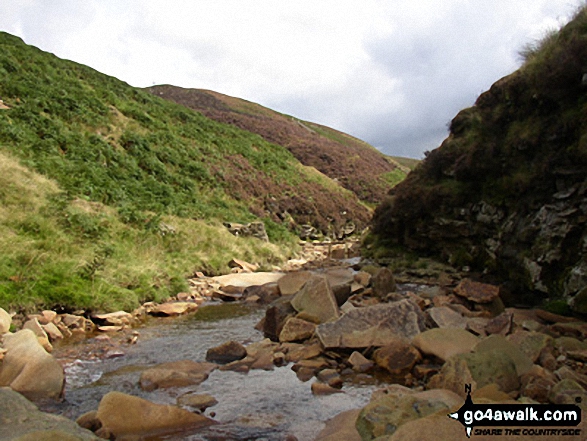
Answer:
0, 31, 385, 311
370, 7, 587, 311
146, 85, 408, 204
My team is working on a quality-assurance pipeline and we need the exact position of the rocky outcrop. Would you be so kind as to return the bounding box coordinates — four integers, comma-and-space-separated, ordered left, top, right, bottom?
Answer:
0, 330, 64, 400
371, 10, 587, 310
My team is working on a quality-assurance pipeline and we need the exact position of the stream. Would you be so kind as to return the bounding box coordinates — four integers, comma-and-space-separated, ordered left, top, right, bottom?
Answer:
45, 301, 380, 441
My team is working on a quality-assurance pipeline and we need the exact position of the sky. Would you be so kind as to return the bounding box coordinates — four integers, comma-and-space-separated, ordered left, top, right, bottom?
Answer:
0, 1, 582, 158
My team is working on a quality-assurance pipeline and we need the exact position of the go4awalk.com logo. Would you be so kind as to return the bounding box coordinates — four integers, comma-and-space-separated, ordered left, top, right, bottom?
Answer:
448, 385, 582, 438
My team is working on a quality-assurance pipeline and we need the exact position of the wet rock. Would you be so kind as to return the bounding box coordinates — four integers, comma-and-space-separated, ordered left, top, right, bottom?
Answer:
454, 278, 500, 303
96, 391, 216, 438
314, 409, 362, 441
412, 328, 480, 362
371, 267, 397, 298
149, 302, 198, 316
0, 387, 99, 440
278, 317, 316, 342
206, 340, 247, 364
373, 339, 421, 376
291, 275, 340, 324
278, 271, 312, 296
316, 300, 426, 349
311, 381, 343, 395
0, 330, 64, 400
0, 307, 12, 334
348, 351, 374, 373
177, 393, 218, 412
427, 306, 467, 328
356, 389, 461, 440
139, 360, 217, 391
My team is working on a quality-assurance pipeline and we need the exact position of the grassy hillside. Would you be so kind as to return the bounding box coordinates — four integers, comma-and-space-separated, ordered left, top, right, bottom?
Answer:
0, 31, 384, 312
146, 85, 407, 204
370, 7, 587, 308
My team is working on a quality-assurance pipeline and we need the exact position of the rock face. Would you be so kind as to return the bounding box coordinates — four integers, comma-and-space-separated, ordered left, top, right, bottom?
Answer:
370, 10, 587, 309
0, 387, 99, 440
96, 391, 215, 438
290, 275, 340, 324
316, 300, 427, 349
0, 329, 64, 400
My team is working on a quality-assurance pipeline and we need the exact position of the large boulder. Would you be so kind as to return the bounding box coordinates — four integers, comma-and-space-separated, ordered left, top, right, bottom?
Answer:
324, 268, 355, 306
290, 275, 340, 324
315, 409, 362, 441
412, 328, 480, 362
371, 267, 397, 298
139, 360, 217, 391
96, 391, 215, 438
373, 339, 421, 376
316, 300, 426, 349
278, 317, 316, 342
278, 271, 312, 296
0, 387, 99, 440
205, 341, 247, 364
0, 329, 64, 400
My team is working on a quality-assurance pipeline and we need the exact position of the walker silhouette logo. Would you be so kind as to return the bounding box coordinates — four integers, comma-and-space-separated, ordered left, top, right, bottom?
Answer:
448, 385, 582, 438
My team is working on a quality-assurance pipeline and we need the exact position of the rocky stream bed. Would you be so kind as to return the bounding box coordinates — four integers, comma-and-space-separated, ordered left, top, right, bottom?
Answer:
2, 243, 587, 440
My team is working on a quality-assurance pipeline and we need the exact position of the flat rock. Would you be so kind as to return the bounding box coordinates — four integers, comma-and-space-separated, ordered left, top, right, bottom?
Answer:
0, 387, 99, 440
96, 391, 216, 438
427, 306, 467, 329
291, 275, 340, 324
149, 302, 198, 316
0, 329, 64, 400
316, 300, 426, 349
177, 393, 218, 411
454, 278, 500, 303
412, 328, 480, 362
278, 317, 316, 342
139, 360, 216, 391
212, 272, 284, 289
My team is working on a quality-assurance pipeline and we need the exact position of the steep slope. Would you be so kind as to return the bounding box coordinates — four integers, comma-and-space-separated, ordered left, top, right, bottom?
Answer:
371, 7, 587, 310
0, 32, 371, 238
145, 85, 408, 204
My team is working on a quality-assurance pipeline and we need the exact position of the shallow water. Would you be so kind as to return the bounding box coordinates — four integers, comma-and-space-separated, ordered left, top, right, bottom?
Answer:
49, 302, 377, 441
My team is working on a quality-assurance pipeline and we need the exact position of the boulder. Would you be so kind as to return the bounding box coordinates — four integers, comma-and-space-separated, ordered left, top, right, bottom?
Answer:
22, 318, 52, 352
278, 271, 312, 296
92, 311, 133, 326
243, 282, 280, 304
311, 382, 344, 395
507, 330, 553, 363
484, 311, 513, 335
427, 306, 467, 329
324, 268, 355, 306
412, 328, 479, 362
373, 339, 421, 376
139, 360, 216, 391
205, 341, 247, 364
454, 278, 500, 303
356, 389, 461, 440
290, 275, 340, 324
96, 391, 216, 438
0, 387, 99, 440
0, 330, 64, 400
316, 300, 426, 349
371, 267, 397, 298
0, 307, 11, 334
278, 317, 316, 342
348, 351, 374, 373
149, 302, 198, 317
474, 335, 534, 376
212, 272, 284, 289
314, 409, 362, 441
177, 393, 218, 412
258, 296, 296, 341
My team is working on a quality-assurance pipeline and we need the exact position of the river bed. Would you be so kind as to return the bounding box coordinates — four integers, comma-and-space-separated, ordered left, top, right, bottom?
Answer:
46, 302, 379, 441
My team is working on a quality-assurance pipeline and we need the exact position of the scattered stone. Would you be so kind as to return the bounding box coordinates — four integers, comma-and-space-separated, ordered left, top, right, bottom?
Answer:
139, 360, 216, 391
316, 300, 426, 349
0, 329, 64, 400
371, 267, 397, 298
291, 275, 340, 324
149, 302, 198, 317
412, 328, 480, 362
427, 306, 467, 329
96, 391, 216, 438
373, 339, 421, 376
0, 387, 99, 440
311, 382, 343, 395
454, 278, 500, 303
278, 317, 316, 342
206, 341, 247, 364
177, 393, 218, 412
38, 310, 57, 325
348, 351, 374, 373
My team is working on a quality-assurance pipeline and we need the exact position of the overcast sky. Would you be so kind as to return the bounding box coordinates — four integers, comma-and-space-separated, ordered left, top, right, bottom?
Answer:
0, 1, 582, 158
